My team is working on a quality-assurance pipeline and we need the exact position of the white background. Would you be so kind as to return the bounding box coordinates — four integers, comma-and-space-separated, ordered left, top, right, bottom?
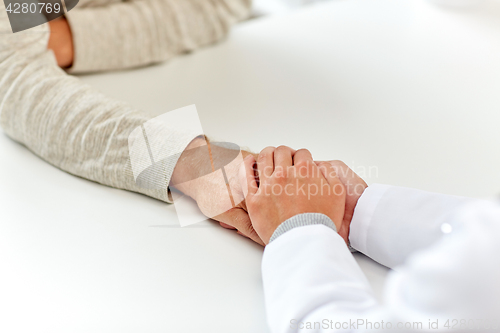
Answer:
2, 0, 500, 332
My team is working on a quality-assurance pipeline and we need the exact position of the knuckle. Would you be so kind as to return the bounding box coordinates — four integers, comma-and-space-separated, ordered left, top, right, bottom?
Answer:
257, 154, 267, 163
276, 145, 290, 153
294, 156, 307, 165
258, 147, 274, 161
296, 159, 312, 168
263, 146, 276, 154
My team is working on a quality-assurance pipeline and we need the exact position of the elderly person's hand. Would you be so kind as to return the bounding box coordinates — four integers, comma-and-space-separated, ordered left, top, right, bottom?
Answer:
48, 17, 74, 68
238, 146, 346, 245
171, 137, 264, 245
315, 160, 368, 245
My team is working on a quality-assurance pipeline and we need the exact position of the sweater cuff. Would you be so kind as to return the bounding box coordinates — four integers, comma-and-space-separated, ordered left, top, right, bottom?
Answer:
269, 213, 337, 243
127, 105, 205, 203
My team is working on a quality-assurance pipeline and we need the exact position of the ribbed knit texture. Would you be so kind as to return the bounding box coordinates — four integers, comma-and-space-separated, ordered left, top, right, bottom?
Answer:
269, 213, 337, 243
0, 1, 251, 203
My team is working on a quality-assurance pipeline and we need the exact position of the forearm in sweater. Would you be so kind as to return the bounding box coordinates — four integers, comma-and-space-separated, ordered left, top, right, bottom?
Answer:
0, 11, 198, 202
65, 0, 252, 73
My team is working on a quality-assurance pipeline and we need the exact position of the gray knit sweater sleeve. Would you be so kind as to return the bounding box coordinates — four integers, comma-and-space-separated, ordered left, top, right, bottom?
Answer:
0, 0, 245, 201
269, 213, 338, 243
66, 0, 252, 73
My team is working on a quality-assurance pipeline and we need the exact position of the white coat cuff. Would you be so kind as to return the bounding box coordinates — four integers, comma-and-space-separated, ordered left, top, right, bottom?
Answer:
349, 184, 391, 254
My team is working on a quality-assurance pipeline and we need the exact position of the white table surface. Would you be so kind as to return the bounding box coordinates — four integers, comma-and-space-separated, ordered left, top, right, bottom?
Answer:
2, 0, 500, 332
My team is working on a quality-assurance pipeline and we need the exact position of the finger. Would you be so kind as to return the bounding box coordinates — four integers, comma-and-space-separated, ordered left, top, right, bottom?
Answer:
237, 231, 249, 239
318, 162, 345, 193
293, 149, 313, 166
257, 147, 275, 183
329, 160, 368, 188
239, 155, 258, 199
274, 146, 295, 169
217, 208, 265, 246
219, 222, 236, 230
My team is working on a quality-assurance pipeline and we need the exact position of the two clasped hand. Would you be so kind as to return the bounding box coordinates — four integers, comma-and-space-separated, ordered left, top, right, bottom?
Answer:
239, 146, 347, 245
172, 138, 367, 247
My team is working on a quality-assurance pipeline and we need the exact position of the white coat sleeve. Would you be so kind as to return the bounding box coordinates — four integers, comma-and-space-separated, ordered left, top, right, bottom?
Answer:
262, 196, 500, 333
349, 184, 474, 268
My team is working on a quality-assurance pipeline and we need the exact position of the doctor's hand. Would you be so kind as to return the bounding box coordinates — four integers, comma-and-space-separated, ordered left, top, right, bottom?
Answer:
315, 160, 368, 244
239, 146, 346, 245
